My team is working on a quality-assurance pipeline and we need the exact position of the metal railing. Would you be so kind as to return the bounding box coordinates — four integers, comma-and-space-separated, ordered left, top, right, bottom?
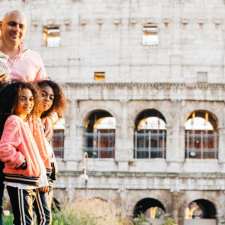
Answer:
82, 130, 218, 160
83, 131, 115, 158
134, 130, 166, 159
185, 130, 218, 159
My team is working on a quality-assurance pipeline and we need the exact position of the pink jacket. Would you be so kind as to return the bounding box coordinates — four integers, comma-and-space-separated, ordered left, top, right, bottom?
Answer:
0, 115, 40, 186
29, 117, 52, 175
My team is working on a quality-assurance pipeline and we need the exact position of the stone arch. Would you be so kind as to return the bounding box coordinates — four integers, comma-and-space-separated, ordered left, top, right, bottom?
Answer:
184, 110, 218, 159
133, 109, 167, 159
182, 107, 219, 127
82, 109, 116, 158
134, 108, 167, 128
83, 109, 115, 131
185, 110, 218, 130
131, 107, 167, 125
133, 197, 166, 219
127, 102, 169, 127
82, 108, 118, 128
185, 198, 217, 219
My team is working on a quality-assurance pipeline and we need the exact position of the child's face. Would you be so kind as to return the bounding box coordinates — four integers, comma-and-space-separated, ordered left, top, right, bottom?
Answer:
38, 85, 54, 114
15, 88, 34, 119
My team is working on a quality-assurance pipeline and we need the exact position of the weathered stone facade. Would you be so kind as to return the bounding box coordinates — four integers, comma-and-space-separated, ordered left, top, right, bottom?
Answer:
1, 0, 225, 224
59, 82, 225, 224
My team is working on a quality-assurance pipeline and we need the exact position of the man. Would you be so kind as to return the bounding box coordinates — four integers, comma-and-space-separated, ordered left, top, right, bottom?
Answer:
0, 10, 47, 82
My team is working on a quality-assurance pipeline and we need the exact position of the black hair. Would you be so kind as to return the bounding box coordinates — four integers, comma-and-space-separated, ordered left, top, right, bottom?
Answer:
0, 81, 38, 136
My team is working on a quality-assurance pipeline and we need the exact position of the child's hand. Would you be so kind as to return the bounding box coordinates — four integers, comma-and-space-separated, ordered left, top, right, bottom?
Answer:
16, 160, 27, 170
0, 74, 10, 84
39, 186, 49, 193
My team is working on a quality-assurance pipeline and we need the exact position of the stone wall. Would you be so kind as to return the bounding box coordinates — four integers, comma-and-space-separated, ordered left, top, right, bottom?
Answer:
1, 1, 225, 223
1, 0, 225, 83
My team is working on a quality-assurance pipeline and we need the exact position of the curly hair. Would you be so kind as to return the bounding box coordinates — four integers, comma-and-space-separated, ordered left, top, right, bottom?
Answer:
0, 81, 38, 136
36, 80, 66, 118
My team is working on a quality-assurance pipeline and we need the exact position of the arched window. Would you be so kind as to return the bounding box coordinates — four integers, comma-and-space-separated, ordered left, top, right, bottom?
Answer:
134, 109, 166, 159
133, 198, 166, 219
83, 110, 116, 159
185, 111, 218, 159
185, 199, 217, 219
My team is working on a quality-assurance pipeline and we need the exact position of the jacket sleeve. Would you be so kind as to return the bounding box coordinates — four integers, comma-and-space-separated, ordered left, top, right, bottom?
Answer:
0, 117, 25, 168
32, 119, 51, 169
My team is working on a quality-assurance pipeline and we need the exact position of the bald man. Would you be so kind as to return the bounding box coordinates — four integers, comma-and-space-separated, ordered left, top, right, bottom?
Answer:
0, 10, 47, 82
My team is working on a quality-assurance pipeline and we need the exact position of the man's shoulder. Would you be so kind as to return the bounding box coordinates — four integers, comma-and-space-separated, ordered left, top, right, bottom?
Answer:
23, 49, 42, 58
22, 49, 44, 65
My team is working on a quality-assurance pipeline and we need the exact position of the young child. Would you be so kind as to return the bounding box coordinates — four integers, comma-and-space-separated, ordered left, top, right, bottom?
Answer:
0, 81, 49, 225
36, 80, 66, 210
29, 80, 65, 224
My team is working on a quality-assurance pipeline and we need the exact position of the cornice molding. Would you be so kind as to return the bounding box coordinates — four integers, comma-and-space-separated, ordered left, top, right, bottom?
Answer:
58, 170, 225, 178
62, 82, 225, 90
56, 171, 225, 190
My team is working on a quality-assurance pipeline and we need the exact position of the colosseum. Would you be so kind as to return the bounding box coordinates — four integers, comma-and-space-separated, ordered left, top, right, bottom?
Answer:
1, 0, 225, 224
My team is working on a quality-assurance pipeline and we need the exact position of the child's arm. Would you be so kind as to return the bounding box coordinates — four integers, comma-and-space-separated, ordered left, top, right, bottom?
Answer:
0, 117, 25, 168
42, 117, 54, 142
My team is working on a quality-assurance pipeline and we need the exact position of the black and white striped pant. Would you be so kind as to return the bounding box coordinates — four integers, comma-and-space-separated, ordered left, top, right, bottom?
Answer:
7, 186, 51, 225
34, 190, 51, 225
7, 186, 36, 225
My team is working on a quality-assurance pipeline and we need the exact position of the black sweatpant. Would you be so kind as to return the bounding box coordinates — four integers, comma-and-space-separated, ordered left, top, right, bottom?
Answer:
33, 190, 51, 225
7, 186, 36, 225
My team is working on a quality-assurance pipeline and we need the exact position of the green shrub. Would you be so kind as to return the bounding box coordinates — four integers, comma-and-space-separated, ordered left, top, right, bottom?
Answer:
133, 214, 148, 225
162, 217, 177, 225
3, 209, 96, 225
4, 213, 13, 225
52, 208, 96, 225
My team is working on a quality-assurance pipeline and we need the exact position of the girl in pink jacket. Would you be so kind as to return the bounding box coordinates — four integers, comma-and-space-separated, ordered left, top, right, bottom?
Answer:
29, 80, 65, 225
0, 81, 48, 225
33, 80, 66, 222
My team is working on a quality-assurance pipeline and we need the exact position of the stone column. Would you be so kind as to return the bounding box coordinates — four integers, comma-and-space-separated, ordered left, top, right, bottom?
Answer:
115, 100, 131, 171
173, 191, 185, 225
64, 100, 83, 162
171, 191, 180, 224
167, 103, 185, 166
217, 213, 225, 225
217, 191, 225, 225
218, 127, 225, 163
177, 125, 185, 162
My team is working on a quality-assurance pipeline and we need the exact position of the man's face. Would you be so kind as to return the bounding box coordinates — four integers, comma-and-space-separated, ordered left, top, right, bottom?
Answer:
1, 12, 27, 47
